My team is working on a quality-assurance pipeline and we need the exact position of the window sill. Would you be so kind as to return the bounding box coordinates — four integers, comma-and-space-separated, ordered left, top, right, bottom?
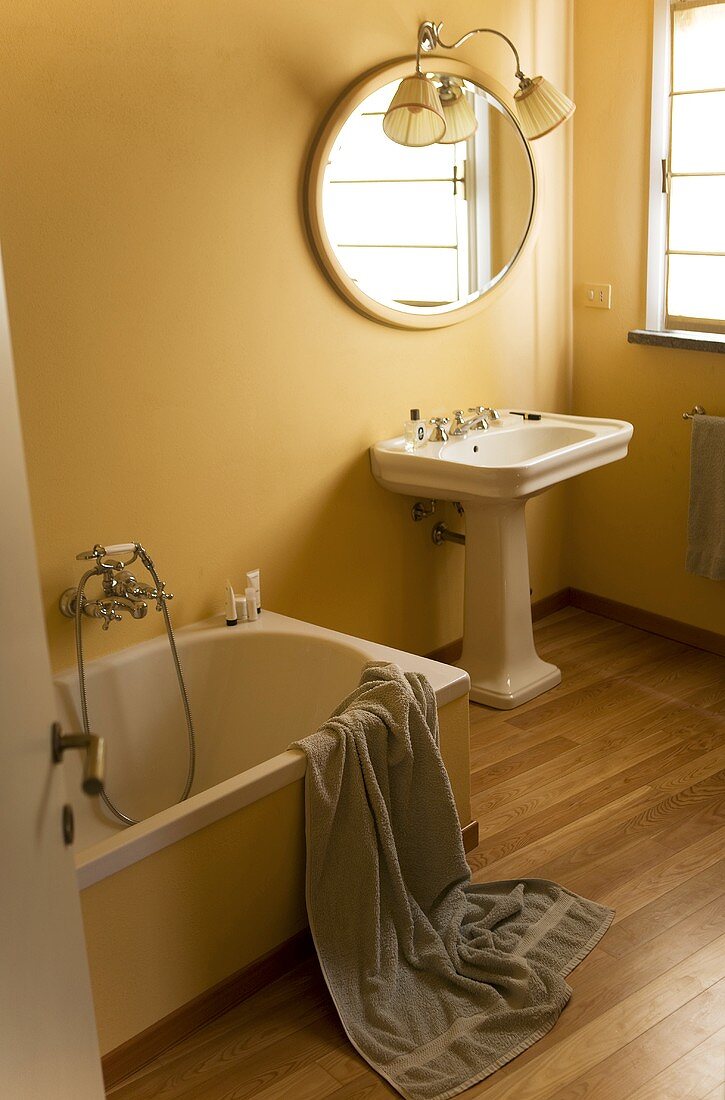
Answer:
628, 329, 725, 355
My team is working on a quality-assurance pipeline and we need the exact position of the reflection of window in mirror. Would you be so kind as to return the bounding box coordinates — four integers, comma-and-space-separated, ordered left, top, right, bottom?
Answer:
323, 80, 496, 308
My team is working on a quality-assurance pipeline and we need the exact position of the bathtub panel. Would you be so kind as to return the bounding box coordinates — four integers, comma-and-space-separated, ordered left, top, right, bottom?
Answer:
81, 779, 307, 1055
437, 696, 472, 825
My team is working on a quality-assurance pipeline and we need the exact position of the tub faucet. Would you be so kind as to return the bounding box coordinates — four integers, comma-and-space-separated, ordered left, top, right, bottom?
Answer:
104, 568, 173, 612
60, 583, 149, 630
59, 543, 173, 629
59, 541, 195, 826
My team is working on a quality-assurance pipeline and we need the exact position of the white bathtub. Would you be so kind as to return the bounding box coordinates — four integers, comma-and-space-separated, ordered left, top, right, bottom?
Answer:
56, 611, 470, 889
55, 611, 472, 1055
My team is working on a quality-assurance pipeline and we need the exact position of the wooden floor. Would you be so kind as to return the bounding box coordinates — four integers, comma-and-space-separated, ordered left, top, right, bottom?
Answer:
109, 609, 725, 1100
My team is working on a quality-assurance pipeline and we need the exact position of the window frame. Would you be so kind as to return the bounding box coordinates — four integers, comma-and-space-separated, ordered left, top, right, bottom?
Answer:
646, 0, 725, 335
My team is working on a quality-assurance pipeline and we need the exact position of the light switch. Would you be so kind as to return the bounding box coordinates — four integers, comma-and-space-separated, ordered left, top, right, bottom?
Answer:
583, 284, 612, 309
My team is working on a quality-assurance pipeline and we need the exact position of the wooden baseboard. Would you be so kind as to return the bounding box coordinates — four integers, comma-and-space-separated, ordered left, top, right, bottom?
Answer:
531, 587, 574, 622
426, 637, 464, 665
462, 818, 479, 853
427, 637, 463, 664
102, 928, 314, 1090
426, 585, 724, 664
568, 588, 725, 657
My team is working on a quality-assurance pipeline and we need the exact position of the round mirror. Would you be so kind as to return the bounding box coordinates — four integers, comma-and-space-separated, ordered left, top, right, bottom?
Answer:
306, 59, 537, 329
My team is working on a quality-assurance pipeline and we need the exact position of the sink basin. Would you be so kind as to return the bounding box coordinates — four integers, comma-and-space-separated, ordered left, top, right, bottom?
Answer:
371, 410, 633, 709
371, 411, 633, 502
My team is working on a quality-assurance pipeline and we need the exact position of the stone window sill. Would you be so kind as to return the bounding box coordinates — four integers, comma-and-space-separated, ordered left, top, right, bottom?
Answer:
628, 329, 725, 355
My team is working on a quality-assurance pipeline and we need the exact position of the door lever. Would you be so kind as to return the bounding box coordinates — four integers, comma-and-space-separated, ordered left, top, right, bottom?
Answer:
51, 722, 105, 795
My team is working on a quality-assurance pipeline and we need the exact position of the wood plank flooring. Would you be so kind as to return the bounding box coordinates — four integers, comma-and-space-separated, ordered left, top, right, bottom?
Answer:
108, 609, 725, 1100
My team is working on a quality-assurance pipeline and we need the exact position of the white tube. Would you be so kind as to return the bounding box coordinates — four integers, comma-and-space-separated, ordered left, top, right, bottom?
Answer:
225, 581, 238, 627
246, 569, 261, 614
245, 586, 257, 622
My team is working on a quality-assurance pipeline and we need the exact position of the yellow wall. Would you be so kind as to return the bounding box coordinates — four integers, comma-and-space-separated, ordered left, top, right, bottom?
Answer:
0, 0, 573, 672
572, 0, 725, 633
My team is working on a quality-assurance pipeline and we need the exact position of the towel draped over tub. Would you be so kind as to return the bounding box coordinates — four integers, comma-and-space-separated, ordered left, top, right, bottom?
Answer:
292, 663, 613, 1100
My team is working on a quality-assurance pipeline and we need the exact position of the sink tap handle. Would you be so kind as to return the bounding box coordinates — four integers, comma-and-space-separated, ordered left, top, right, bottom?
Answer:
470, 405, 501, 422
429, 417, 450, 443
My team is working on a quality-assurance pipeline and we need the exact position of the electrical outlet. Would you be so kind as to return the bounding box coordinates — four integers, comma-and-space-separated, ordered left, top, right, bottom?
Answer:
583, 284, 612, 310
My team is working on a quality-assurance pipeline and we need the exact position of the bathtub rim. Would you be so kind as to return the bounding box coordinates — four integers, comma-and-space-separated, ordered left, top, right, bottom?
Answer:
62, 610, 470, 890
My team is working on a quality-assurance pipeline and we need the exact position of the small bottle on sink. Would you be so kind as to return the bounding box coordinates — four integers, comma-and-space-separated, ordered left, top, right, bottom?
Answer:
404, 409, 426, 452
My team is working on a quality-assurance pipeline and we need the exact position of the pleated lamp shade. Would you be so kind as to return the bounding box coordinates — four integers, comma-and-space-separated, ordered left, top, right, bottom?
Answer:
383, 74, 446, 147
514, 76, 575, 140
439, 88, 478, 144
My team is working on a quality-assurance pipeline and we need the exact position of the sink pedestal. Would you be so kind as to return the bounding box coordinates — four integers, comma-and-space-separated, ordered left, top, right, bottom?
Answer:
458, 502, 561, 709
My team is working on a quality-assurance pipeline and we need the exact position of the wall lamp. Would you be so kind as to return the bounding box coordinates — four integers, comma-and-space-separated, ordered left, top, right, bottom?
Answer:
383, 20, 575, 146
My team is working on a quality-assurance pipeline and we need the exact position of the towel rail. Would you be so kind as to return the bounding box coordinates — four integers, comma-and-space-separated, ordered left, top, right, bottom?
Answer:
683, 405, 707, 421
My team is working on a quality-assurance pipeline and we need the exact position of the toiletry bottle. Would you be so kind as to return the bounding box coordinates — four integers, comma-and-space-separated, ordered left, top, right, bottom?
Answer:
225, 581, 238, 627
404, 409, 426, 452
246, 569, 261, 615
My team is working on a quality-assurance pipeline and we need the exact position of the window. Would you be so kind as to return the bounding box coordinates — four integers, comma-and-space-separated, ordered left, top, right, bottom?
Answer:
647, 0, 725, 335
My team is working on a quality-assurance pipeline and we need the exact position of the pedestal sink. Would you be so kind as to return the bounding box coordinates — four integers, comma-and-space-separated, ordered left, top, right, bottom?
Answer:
371, 411, 633, 709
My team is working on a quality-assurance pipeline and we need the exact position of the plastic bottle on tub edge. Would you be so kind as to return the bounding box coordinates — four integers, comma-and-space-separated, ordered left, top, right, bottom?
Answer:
404, 409, 426, 453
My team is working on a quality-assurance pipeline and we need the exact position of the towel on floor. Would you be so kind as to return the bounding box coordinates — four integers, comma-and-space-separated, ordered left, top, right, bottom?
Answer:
686, 414, 725, 581
292, 663, 613, 1100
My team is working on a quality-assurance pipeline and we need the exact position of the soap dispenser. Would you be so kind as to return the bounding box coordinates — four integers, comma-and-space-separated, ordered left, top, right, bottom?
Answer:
404, 409, 426, 452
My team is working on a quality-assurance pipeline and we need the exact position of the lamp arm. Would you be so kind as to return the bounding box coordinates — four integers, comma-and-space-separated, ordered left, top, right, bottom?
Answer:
417, 20, 528, 83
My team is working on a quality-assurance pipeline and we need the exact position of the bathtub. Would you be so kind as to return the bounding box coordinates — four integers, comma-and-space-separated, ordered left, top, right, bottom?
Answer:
55, 611, 471, 1056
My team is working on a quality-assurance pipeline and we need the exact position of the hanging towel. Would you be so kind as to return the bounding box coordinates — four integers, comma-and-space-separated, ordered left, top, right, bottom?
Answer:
686, 414, 725, 581
292, 663, 613, 1100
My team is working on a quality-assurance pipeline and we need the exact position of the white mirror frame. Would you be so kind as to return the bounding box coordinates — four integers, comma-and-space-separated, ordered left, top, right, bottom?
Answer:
305, 56, 538, 330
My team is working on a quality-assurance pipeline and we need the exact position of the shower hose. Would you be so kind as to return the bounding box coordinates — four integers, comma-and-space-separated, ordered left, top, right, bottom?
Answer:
74, 546, 196, 826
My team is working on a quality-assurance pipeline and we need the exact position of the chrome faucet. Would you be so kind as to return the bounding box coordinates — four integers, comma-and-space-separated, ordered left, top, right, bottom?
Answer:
450, 407, 491, 436
59, 543, 173, 630
103, 568, 169, 608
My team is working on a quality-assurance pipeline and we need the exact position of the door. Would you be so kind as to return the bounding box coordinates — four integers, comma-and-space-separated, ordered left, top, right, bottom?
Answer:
0, 247, 105, 1098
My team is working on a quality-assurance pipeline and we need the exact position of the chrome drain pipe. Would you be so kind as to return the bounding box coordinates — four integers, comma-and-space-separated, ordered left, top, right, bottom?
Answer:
432, 522, 465, 547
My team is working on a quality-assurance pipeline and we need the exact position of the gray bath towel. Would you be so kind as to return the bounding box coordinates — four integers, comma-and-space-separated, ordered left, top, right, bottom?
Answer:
292, 664, 613, 1100
686, 414, 725, 581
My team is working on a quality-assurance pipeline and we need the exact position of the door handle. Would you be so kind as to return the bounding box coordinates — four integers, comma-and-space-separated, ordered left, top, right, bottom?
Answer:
51, 722, 105, 795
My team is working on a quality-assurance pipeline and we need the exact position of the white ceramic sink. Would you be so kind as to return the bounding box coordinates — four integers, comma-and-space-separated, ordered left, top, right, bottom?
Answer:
371, 411, 633, 502
371, 410, 633, 710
